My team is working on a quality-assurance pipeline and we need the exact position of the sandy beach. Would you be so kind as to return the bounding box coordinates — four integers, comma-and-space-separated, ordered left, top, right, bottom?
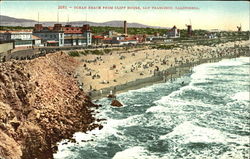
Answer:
71, 40, 249, 96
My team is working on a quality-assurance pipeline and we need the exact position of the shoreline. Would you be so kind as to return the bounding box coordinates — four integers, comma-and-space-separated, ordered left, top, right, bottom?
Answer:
73, 40, 249, 99
89, 54, 249, 100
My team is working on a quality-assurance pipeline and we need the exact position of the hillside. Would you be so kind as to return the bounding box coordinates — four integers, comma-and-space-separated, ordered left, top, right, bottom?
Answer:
0, 15, 166, 28
0, 52, 101, 159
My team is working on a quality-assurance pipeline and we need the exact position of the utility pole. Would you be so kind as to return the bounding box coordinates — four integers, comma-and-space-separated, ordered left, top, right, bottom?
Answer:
57, 11, 59, 23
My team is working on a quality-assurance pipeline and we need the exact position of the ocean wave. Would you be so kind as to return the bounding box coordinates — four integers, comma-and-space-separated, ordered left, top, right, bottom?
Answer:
54, 141, 78, 159
191, 63, 214, 80
112, 146, 170, 159
118, 83, 166, 97
191, 57, 249, 84
154, 85, 204, 105
159, 121, 249, 145
112, 146, 148, 159
231, 92, 250, 101
146, 105, 169, 113
126, 85, 155, 93
213, 57, 249, 67
71, 114, 145, 145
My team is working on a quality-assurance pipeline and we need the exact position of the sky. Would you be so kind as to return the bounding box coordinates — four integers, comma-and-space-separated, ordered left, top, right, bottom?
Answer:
0, 1, 249, 31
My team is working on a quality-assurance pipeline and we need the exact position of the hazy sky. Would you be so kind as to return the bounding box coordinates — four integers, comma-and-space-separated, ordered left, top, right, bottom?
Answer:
0, 1, 249, 31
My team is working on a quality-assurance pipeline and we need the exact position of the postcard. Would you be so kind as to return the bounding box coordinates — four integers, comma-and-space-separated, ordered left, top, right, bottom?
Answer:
0, 1, 249, 159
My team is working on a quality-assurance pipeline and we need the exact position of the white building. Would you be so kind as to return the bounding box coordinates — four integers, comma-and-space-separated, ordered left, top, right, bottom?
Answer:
167, 26, 180, 38
0, 31, 42, 48
32, 24, 64, 46
33, 30, 64, 47
32, 24, 91, 47
110, 36, 138, 45
32, 35, 42, 46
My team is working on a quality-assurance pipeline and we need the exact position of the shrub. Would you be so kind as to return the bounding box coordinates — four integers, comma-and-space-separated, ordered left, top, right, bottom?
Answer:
79, 51, 87, 55
85, 50, 91, 54
68, 51, 80, 57
103, 49, 111, 54
92, 50, 104, 55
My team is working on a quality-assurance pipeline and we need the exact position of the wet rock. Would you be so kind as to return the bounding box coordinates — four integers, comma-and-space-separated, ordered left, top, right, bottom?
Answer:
111, 100, 123, 107
107, 94, 116, 98
96, 118, 106, 122
98, 125, 104, 130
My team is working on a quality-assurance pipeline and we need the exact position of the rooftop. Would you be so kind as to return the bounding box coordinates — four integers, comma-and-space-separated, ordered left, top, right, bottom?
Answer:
32, 35, 41, 40
0, 30, 32, 34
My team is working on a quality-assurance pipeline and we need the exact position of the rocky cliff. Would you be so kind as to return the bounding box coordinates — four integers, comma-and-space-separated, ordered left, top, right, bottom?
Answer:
0, 53, 101, 159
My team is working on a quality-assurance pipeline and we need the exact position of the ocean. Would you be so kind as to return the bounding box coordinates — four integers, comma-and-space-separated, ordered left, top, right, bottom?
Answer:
54, 57, 250, 159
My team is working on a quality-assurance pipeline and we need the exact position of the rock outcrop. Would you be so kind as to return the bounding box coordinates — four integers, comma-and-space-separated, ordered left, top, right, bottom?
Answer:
111, 100, 123, 107
0, 53, 100, 159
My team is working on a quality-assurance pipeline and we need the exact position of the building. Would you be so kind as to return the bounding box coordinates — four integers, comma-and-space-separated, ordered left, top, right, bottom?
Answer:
133, 35, 147, 43
109, 36, 138, 45
146, 36, 172, 43
0, 41, 14, 62
167, 26, 180, 38
0, 31, 40, 48
124, 21, 127, 35
32, 35, 42, 46
154, 32, 160, 37
205, 32, 218, 39
186, 24, 192, 37
63, 24, 92, 46
102, 31, 115, 38
33, 24, 64, 46
103, 37, 112, 44
237, 25, 242, 32
32, 24, 92, 47
92, 35, 104, 45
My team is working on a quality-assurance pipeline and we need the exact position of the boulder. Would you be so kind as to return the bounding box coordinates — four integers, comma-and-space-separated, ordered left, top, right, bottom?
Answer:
111, 100, 123, 107
107, 94, 116, 98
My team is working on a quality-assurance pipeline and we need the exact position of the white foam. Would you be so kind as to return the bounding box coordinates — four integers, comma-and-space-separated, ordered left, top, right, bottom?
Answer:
219, 146, 249, 159
112, 146, 169, 159
191, 57, 250, 85
232, 92, 250, 101
129, 86, 155, 93
154, 84, 204, 106
160, 121, 249, 145
191, 63, 214, 81
213, 57, 249, 67
55, 115, 138, 155
154, 94, 214, 113
118, 82, 171, 97
73, 114, 144, 145
146, 105, 169, 113
112, 146, 148, 159
53, 140, 77, 159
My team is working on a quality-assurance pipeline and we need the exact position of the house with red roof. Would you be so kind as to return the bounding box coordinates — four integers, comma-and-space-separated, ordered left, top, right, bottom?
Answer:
32, 24, 92, 47
92, 35, 104, 45
104, 36, 138, 45
33, 24, 64, 46
63, 24, 92, 46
